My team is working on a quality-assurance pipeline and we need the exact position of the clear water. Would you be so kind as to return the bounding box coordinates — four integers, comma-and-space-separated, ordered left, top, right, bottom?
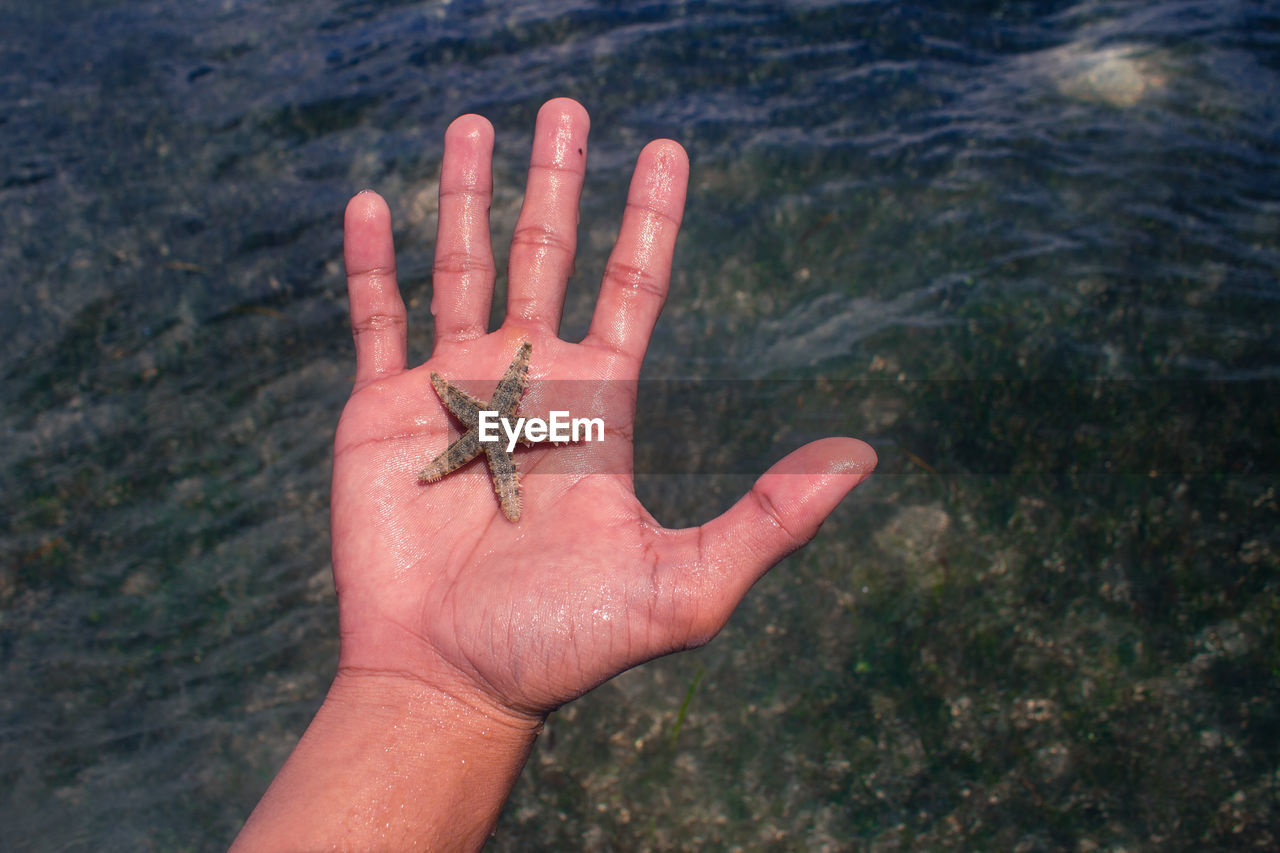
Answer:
3, 1, 1278, 849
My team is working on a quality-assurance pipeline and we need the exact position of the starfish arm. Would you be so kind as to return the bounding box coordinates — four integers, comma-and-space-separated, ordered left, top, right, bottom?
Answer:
418, 430, 482, 482
489, 341, 532, 415
430, 373, 485, 428
483, 443, 523, 522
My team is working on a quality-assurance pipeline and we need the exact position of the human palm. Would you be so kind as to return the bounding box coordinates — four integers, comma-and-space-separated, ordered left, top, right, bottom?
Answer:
328, 100, 875, 725
332, 330, 686, 717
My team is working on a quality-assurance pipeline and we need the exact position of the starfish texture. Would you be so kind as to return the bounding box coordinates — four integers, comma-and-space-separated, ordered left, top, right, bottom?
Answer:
418, 341, 532, 522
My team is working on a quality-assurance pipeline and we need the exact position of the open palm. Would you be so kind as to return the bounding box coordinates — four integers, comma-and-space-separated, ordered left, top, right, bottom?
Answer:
329, 99, 876, 726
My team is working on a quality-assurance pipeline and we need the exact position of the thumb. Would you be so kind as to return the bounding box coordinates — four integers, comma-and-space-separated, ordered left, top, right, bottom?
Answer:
692, 437, 877, 613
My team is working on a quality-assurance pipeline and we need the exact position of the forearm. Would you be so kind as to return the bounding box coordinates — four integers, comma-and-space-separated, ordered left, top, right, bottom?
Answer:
230, 671, 541, 852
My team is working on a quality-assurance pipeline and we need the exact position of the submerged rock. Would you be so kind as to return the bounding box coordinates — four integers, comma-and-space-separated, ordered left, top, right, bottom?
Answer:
1043, 43, 1169, 107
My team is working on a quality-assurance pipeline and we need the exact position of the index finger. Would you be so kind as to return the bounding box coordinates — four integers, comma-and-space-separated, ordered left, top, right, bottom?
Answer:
583, 139, 688, 372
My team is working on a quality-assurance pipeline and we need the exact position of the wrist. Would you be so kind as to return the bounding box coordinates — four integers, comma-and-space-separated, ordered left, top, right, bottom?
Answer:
329, 664, 545, 740
232, 668, 542, 852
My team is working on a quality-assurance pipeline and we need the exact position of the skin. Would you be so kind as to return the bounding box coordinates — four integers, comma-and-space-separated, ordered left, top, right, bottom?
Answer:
230, 98, 877, 852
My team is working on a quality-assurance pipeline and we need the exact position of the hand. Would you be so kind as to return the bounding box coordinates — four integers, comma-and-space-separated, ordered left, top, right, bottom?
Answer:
333, 97, 874, 717
232, 98, 875, 851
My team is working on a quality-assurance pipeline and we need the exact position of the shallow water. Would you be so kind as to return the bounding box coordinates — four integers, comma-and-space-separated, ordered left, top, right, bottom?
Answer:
3, 1, 1278, 849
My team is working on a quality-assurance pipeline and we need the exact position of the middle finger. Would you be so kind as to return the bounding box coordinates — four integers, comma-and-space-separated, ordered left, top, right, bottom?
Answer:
504, 98, 590, 335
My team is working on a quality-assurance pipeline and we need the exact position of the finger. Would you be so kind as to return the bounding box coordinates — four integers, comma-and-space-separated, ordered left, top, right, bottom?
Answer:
431, 114, 497, 344
583, 139, 688, 370
676, 438, 878, 642
344, 190, 407, 387
506, 98, 590, 335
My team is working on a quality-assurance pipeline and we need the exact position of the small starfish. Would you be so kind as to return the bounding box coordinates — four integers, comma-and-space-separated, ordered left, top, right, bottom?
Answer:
418, 341, 532, 522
